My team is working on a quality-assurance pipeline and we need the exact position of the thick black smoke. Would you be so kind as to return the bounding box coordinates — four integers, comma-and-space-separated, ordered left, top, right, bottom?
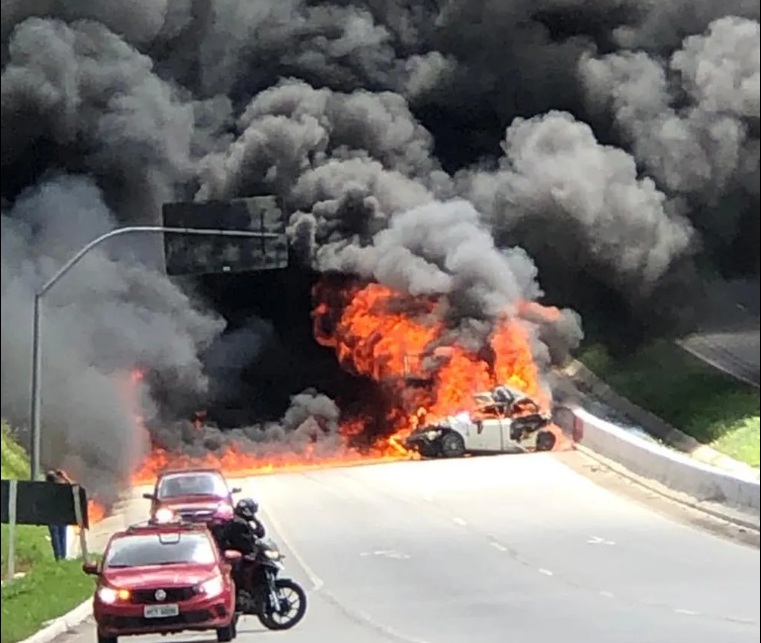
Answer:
148, 389, 345, 460
2, 0, 758, 497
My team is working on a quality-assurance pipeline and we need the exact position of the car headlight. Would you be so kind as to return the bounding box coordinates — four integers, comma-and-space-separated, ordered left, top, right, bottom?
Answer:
98, 587, 131, 604
263, 549, 282, 561
154, 508, 175, 523
199, 576, 224, 598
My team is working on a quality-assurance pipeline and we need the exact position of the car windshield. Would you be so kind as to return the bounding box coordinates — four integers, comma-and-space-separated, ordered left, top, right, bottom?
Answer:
105, 533, 217, 568
157, 472, 228, 500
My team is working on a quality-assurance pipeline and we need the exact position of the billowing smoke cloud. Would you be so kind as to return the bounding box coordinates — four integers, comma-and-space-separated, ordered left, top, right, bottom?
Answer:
0, 175, 222, 503
459, 111, 695, 295
315, 198, 543, 316
580, 16, 760, 275
150, 389, 344, 459
2, 0, 758, 494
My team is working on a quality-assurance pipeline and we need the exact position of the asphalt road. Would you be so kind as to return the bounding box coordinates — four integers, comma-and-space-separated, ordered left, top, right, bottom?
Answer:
62, 454, 759, 643
679, 278, 761, 386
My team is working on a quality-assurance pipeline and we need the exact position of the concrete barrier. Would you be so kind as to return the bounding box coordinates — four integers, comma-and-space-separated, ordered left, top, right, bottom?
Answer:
560, 360, 759, 479
554, 406, 761, 515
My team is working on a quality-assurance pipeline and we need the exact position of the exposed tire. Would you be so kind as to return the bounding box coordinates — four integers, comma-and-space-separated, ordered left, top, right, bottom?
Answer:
417, 442, 440, 459
216, 621, 236, 642
535, 430, 557, 452
257, 578, 308, 631
97, 633, 117, 643
439, 431, 466, 458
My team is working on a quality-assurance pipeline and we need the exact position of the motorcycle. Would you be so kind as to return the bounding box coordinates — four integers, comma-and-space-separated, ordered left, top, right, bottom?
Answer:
235, 537, 308, 631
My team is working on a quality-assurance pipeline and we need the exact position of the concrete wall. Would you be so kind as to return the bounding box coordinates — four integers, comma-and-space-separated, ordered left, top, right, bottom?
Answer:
554, 406, 760, 514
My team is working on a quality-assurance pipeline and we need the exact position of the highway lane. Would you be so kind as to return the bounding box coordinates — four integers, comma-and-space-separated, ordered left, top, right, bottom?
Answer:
62, 453, 759, 643
679, 277, 760, 386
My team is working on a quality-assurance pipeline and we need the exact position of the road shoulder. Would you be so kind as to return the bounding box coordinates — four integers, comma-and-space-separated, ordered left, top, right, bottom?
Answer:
555, 450, 760, 549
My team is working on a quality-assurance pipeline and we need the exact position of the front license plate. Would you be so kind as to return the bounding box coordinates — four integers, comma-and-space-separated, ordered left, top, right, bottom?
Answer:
143, 604, 180, 618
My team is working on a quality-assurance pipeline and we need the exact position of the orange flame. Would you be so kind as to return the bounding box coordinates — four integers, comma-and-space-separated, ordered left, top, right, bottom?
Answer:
122, 279, 567, 500
72, 498, 107, 534
312, 282, 554, 442
87, 500, 106, 525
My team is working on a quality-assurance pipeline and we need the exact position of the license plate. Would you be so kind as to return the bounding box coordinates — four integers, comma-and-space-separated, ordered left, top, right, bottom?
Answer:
143, 604, 180, 618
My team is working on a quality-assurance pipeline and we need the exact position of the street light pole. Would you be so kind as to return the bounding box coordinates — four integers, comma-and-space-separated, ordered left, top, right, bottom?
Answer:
28, 225, 281, 481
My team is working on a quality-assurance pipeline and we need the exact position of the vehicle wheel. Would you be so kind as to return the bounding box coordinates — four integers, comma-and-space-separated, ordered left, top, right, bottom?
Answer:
257, 579, 308, 631
97, 633, 117, 643
535, 430, 557, 452
439, 431, 466, 458
418, 443, 440, 459
216, 621, 236, 642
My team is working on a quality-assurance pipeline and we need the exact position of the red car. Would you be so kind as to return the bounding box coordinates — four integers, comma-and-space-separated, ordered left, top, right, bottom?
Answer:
143, 468, 241, 524
83, 521, 241, 643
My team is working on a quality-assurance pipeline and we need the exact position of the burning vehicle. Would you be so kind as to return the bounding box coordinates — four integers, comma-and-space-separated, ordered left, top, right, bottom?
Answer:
404, 385, 556, 459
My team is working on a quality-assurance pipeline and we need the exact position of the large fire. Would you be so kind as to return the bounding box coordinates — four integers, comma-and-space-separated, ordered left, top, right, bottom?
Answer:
311, 281, 552, 434
87, 280, 567, 525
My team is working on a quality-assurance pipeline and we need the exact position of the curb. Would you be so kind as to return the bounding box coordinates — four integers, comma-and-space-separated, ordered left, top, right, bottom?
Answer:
16, 599, 92, 643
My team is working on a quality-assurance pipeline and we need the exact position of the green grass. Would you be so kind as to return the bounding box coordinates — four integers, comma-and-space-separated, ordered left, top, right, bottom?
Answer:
0, 424, 30, 479
577, 341, 760, 467
1, 422, 96, 643
1, 559, 96, 643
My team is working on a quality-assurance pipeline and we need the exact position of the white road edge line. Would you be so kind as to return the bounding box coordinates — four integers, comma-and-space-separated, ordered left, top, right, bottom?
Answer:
452, 517, 467, 526
491, 542, 508, 552
538, 568, 553, 576
259, 504, 325, 591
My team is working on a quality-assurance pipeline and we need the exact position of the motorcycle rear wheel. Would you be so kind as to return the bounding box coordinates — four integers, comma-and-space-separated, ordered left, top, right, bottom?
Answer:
257, 578, 308, 631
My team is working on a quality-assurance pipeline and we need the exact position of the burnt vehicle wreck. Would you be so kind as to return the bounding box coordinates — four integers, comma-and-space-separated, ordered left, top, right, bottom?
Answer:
404, 385, 556, 459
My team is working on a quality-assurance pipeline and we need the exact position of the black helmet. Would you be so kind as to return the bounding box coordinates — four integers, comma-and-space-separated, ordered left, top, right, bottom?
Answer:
235, 498, 259, 520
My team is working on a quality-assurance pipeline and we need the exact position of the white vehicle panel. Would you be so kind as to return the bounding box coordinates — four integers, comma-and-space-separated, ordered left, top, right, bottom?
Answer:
463, 418, 503, 451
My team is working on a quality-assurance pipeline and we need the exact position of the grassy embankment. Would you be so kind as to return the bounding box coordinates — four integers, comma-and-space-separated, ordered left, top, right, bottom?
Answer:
577, 341, 760, 468
1, 422, 96, 643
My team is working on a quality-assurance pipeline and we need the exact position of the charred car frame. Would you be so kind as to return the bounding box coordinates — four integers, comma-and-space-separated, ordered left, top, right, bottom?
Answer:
404, 385, 557, 459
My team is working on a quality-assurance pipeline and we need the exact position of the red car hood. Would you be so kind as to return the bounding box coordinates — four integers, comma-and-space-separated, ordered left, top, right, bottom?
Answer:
158, 497, 228, 512
103, 563, 219, 589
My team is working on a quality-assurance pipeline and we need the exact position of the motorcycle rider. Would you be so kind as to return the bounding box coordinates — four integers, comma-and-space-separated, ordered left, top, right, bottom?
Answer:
234, 498, 267, 539
212, 498, 267, 600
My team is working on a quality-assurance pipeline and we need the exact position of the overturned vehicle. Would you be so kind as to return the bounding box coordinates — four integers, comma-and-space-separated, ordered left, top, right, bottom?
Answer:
404, 385, 557, 459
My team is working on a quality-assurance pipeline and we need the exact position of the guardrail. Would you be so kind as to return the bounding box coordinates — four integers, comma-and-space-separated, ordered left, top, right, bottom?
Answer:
554, 406, 760, 515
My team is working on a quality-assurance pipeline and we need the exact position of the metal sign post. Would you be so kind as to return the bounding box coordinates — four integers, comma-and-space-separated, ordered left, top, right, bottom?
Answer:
72, 485, 89, 560
6, 481, 17, 582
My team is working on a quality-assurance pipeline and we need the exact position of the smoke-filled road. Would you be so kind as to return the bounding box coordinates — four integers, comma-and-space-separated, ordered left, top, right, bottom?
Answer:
66, 454, 759, 643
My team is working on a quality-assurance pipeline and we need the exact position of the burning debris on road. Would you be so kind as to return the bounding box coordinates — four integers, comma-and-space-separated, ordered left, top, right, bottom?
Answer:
1, 0, 758, 508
